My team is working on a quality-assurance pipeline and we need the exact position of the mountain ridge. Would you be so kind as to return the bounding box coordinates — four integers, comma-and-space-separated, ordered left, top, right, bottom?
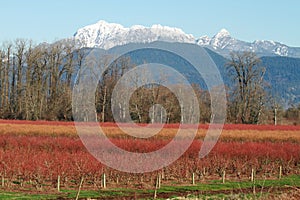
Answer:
74, 20, 300, 58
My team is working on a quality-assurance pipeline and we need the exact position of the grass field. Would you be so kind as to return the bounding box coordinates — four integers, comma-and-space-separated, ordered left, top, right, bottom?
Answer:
0, 120, 299, 199
0, 175, 299, 199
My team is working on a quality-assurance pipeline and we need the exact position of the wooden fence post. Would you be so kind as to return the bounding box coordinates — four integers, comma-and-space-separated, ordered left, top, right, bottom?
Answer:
279, 166, 282, 179
161, 169, 165, 180
157, 174, 161, 189
222, 170, 226, 184
57, 175, 60, 192
1, 176, 4, 187
192, 173, 195, 185
102, 173, 106, 189
75, 177, 84, 200
251, 168, 255, 182
251, 168, 256, 194
154, 174, 161, 199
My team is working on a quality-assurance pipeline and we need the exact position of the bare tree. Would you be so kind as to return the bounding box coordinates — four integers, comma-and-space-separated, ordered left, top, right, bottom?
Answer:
14, 39, 28, 118
2, 43, 12, 116
227, 51, 266, 124
0, 49, 5, 115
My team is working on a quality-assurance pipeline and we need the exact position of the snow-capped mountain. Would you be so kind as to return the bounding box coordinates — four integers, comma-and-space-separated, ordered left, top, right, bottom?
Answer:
74, 20, 300, 58
74, 20, 195, 50
196, 30, 299, 58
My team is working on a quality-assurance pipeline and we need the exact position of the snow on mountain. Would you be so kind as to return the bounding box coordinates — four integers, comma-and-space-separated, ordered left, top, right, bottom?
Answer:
210, 29, 233, 49
194, 29, 294, 57
196, 29, 296, 57
74, 20, 195, 49
196, 35, 210, 46
74, 20, 300, 58
252, 40, 289, 56
197, 29, 233, 49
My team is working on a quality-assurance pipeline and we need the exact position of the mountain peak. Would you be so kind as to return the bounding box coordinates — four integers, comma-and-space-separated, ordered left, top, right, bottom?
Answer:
214, 28, 231, 38
74, 20, 195, 49
95, 20, 124, 29
96, 20, 109, 25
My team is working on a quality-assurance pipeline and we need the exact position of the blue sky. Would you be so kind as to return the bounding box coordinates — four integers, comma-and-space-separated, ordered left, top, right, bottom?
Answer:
1, 0, 300, 46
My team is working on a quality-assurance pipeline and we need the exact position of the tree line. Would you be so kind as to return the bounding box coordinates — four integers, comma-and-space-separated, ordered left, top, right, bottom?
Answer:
0, 39, 299, 124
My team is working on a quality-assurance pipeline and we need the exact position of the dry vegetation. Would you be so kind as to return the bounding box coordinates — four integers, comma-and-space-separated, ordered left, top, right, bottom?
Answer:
0, 120, 299, 143
0, 120, 299, 199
